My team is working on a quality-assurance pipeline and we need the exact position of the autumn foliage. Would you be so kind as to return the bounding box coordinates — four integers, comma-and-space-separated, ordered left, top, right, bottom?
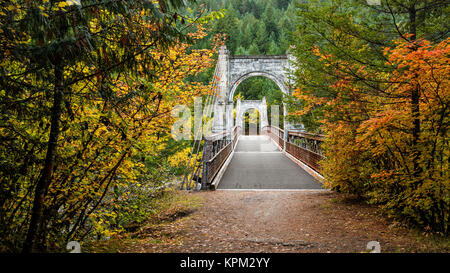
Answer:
294, 38, 449, 233
0, 1, 221, 251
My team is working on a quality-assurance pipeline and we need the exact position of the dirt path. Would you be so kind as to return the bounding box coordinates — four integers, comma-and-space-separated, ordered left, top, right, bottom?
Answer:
106, 190, 448, 253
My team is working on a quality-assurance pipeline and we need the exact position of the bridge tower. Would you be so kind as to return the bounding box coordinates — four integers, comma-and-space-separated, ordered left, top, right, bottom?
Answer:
183, 46, 302, 191
211, 45, 295, 134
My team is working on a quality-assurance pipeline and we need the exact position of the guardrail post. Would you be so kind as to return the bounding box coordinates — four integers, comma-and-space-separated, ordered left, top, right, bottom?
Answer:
201, 139, 212, 190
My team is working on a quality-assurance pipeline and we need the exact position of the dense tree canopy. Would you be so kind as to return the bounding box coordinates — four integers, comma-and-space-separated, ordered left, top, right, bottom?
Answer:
0, 0, 221, 252
0, 0, 448, 254
183, 0, 294, 125
290, 0, 449, 233
192, 0, 295, 55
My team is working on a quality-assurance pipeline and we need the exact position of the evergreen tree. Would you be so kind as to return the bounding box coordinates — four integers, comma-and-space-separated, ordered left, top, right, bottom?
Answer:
248, 43, 260, 55
255, 22, 268, 54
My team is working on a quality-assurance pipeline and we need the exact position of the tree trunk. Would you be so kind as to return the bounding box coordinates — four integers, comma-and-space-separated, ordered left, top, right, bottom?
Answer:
22, 62, 64, 253
409, 6, 421, 178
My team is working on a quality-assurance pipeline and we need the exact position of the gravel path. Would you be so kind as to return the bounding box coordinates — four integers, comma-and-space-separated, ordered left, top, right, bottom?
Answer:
138, 190, 435, 253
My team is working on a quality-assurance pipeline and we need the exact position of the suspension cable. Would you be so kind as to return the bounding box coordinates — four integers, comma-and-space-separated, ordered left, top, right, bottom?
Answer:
180, 64, 220, 190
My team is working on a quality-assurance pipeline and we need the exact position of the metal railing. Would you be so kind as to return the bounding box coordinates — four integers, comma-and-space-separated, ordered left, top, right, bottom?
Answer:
288, 131, 324, 155
262, 126, 284, 150
263, 126, 324, 173
201, 125, 241, 188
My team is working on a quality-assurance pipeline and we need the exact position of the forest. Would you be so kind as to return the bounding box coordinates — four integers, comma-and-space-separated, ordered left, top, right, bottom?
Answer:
291, 0, 449, 234
0, 0, 448, 253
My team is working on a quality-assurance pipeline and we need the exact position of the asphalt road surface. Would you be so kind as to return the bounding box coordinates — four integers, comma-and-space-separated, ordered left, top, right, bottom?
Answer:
217, 135, 323, 189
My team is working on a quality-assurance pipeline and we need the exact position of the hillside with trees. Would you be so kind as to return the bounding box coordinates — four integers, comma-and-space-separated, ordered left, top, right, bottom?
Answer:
188, 0, 296, 106
0, 0, 448, 254
290, 0, 449, 233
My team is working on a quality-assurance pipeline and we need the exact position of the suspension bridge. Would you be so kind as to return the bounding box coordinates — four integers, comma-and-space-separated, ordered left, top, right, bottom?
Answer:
181, 46, 325, 191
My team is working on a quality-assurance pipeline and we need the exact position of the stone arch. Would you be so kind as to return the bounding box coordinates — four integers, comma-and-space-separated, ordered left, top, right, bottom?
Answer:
225, 54, 291, 103
240, 107, 260, 135
212, 46, 293, 133
235, 98, 268, 131
228, 71, 288, 103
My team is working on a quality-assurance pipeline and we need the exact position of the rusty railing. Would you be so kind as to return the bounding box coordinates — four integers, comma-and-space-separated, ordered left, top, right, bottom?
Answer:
286, 131, 324, 173
263, 126, 324, 173
202, 125, 241, 187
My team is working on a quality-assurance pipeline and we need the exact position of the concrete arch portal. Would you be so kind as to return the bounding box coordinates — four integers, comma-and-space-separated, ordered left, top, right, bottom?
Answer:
191, 46, 322, 192
212, 46, 293, 133
236, 98, 269, 135
229, 71, 288, 102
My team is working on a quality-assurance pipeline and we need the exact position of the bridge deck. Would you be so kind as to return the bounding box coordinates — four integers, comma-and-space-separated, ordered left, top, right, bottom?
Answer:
217, 135, 322, 189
